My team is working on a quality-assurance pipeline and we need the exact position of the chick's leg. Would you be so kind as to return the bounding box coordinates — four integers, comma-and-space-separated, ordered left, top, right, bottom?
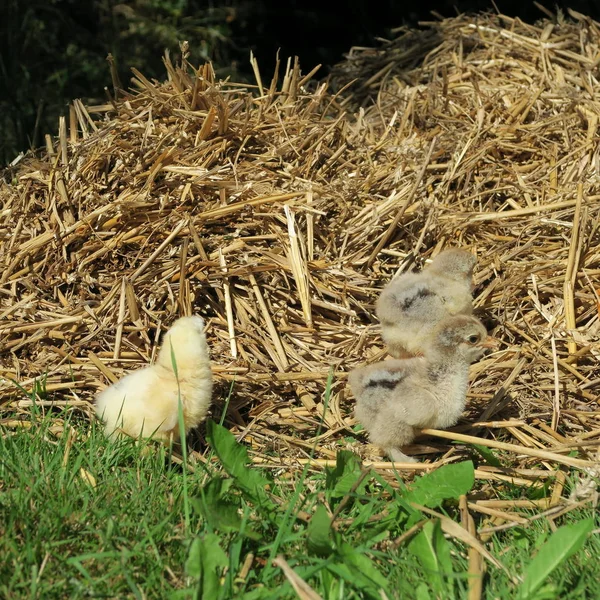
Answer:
371, 420, 418, 463
387, 447, 419, 463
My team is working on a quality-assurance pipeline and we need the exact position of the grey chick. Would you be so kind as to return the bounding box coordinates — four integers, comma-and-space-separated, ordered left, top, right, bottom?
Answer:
349, 314, 495, 463
376, 248, 476, 358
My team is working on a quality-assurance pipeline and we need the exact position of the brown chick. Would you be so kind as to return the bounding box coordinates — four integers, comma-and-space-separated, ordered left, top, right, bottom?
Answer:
95, 315, 213, 443
349, 314, 495, 463
376, 248, 477, 358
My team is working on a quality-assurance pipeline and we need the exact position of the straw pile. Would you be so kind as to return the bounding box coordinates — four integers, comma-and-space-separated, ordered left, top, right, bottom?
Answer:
2, 11, 600, 516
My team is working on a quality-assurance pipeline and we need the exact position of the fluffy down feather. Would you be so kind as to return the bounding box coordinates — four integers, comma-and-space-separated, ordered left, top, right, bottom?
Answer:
350, 315, 495, 462
376, 248, 476, 358
95, 315, 213, 442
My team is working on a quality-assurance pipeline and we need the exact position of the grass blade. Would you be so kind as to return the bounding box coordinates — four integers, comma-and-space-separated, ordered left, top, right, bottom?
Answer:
517, 518, 595, 600
171, 343, 190, 534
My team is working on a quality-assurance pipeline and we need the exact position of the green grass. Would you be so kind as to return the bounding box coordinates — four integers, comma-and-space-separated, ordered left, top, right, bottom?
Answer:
1, 404, 598, 599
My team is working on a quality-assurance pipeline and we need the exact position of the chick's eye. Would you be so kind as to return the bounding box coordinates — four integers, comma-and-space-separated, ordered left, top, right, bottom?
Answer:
467, 335, 480, 344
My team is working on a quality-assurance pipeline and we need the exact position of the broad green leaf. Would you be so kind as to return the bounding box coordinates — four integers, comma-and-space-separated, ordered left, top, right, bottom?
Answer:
337, 542, 388, 589
319, 566, 347, 598
404, 461, 475, 508
325, 450, 363, 499
415, 582, 433, 600
185, 538, 203, 579
517, 518, 594, 600
205, 420, 271, 503
192, 477, 261, 540
307, 503, 334, 557
327, 562, 381, 594
524, 584, 559, 600
408, 521, 453, 595
472, 444, 502, 468
409, 523, 439, 573
195, 475, 234, 507
432, 520, 454, 574
185, 533, 228, 599
349, 502, 397, 534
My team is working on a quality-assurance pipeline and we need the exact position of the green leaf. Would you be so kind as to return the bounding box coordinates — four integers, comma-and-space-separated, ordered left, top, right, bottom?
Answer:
192, 477, 261, 540
337, 542, 388, 590
325, 450, 363, 499
408, 521, 453, 595
404, 461, 475, 508
415, 582, 433, 600
205, 420, 271, 503
433, 521, 454, 574
327, 562, 381, 594
517, 518, 594, 600
407, 521, 438, 559
307, 503, 334, 557
320, 568, 346, 599
185, 534, 228, 599
196, 476, 234, 506
184, 539, 202, 579
472, 444, 502, 468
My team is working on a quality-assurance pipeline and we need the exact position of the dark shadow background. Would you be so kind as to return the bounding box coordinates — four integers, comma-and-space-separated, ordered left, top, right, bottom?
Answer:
1, 0, 599, 164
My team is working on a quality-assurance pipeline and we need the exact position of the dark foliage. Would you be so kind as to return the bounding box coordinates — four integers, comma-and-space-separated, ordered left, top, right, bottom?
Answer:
0, 0, 235, 164
1, 0, 600, 164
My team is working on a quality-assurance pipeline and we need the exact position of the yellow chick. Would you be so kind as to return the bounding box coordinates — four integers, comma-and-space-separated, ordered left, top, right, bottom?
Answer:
95, 315, 213, 443
349, 315, 495, 463
376, 248, 476, 358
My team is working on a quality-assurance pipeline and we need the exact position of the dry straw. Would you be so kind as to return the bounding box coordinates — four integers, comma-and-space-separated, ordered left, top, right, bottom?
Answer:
1, 9, 600, 538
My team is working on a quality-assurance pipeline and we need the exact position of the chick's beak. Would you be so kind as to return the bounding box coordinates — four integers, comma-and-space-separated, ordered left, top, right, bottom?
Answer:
479, 336, 500, 349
